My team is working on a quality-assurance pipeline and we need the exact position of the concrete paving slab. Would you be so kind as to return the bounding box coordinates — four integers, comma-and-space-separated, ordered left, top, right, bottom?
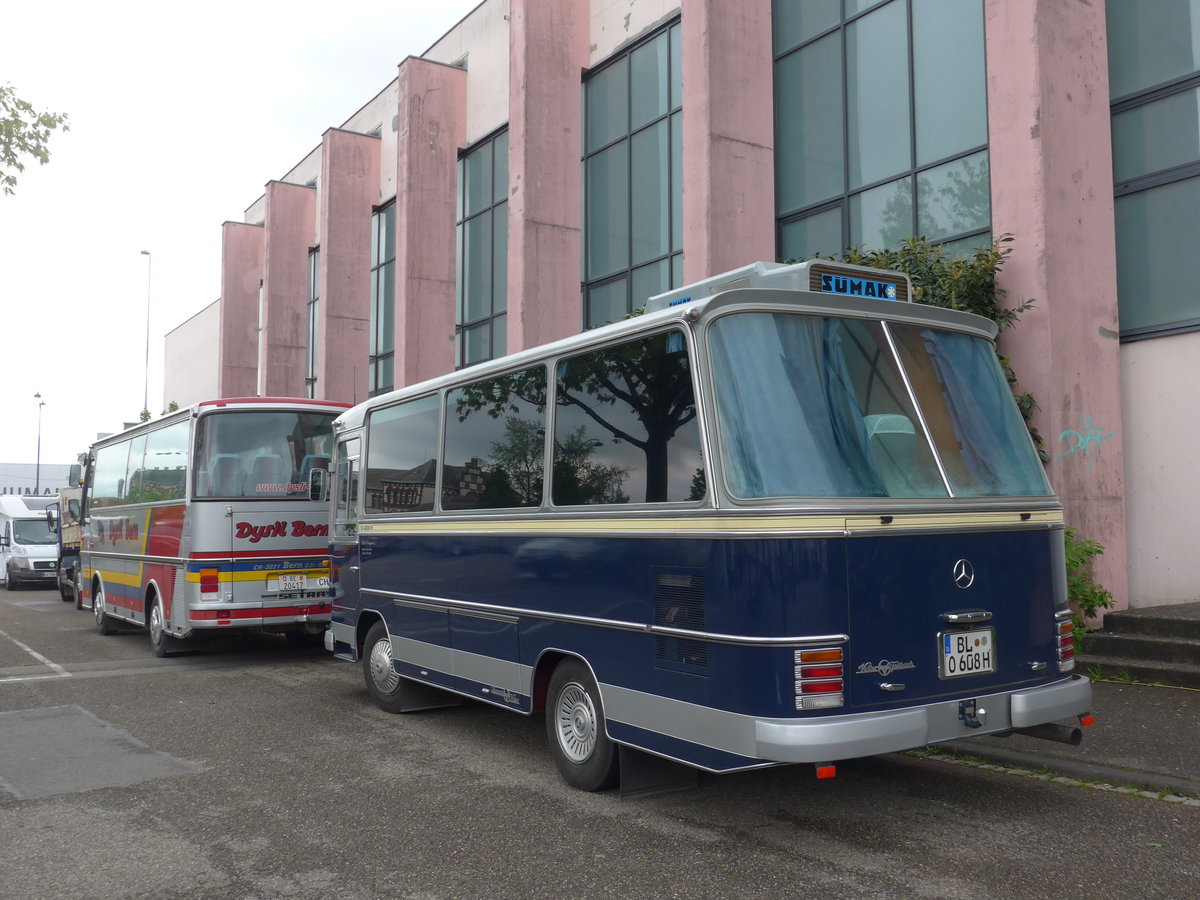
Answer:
0, 705, 206, 800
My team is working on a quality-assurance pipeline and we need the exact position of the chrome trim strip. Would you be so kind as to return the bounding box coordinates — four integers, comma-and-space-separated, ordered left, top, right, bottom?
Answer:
83, 552, 186, 566
374, 588, 848, 647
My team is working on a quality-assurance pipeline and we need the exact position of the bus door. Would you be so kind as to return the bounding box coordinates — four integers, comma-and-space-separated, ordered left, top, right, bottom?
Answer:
331, 437, 361, 612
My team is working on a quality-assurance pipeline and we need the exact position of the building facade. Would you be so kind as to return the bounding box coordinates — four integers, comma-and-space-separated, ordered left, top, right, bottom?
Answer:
205, 0, 1200, 612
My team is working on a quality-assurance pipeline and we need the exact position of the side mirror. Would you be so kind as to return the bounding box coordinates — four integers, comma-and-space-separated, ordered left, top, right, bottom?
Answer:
309, 467, 328, 502
46, 506, 60, 534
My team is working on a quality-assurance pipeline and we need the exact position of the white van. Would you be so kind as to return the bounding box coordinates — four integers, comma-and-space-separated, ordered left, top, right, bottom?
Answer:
0, 495, 59, 590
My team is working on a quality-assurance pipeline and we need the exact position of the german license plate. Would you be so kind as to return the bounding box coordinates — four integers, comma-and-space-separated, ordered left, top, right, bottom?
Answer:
940, 628, 996, 678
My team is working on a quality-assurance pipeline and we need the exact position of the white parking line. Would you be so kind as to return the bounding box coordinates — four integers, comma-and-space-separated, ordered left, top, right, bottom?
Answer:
0, 628, 72, 683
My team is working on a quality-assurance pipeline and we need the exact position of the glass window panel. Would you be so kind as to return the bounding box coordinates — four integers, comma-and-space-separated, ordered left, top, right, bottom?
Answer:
586, 145, 630, 279
463, 142, 493, 218
463, 211, 493, 324
670, 23, 682, 110
365, 395, 441, 513
587, 58, 629, 151
631, 259, 670, 311
463, 323, 491, 367
671, 111, 683, 251
709, 313, 947, 499
938, 231, 992, 259
1106, 0, 1200, 98
1112, 87, 1200, 183
379, 205, 395, 264
917, 150, 990, 241
913, 0, 986, 164
493, 131, 509, 204
553, 331, 702, 505
493, 202, 508, 314
631, 121, 670, 265
194, 411, 337, 499
379, 262, 394, 354
587, 278, 628, 328
493, 314, 507, 358
846, 2, 911, 189
631, 34, 669, 130
780, 206, 844, 261
772, 0, 840, 53
376, 355, 393, 396
138, 419, 189, 503
846, 0, 888, 16
672, 253, 683, 288
444, 366, 547, 510
1115, 174, 1200, 331
890, 324, 1052, 497
775, 33, 844, 212
850, 177, 913, 250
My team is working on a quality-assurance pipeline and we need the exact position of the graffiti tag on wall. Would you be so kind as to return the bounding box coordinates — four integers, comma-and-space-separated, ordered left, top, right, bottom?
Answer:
1055, 414, 1117, 474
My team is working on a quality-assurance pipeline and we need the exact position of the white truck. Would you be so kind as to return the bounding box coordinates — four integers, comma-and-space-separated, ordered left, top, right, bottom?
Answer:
0, 495, 60, 590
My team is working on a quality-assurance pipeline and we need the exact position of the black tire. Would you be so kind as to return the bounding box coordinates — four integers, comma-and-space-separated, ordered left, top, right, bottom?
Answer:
545, 658, 619, 791
4, 567, 15, 591
94, 581, 117, 635
362, 620, 409, 713
148, 595, 179, 657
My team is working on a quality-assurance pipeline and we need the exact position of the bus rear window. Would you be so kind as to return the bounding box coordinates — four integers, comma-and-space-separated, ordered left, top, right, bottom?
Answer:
194, 411, 337, 499
709, 312, 1050, 500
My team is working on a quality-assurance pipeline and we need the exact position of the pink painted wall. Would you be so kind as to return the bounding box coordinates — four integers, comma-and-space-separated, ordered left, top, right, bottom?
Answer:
262, 180, 317, 396
986, 0, 1128, 611
506, 0, 589, 352
218, 221, 264, 398
317, 128, 380, 406
681, 0, 776, 281
393, 57, 466, 387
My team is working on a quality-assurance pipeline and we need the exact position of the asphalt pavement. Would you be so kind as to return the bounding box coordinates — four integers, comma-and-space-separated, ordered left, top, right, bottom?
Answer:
948, 678, 1200, 798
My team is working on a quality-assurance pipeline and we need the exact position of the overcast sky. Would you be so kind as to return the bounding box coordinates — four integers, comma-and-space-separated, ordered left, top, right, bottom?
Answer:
1, 0, 481, 471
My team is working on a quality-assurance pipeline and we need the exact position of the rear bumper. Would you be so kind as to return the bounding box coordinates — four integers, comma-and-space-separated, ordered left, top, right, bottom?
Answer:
754, 676, 1092, 764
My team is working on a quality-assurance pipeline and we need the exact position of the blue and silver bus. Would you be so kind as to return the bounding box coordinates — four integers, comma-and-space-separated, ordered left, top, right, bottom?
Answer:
322, 260, 1091, 792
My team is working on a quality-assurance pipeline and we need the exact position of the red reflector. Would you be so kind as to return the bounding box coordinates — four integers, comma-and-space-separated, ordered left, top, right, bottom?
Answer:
800, 680, 843, 694
801, 665, 843, 678
815, 764, 837, 780
1080, 714, 1095, 728
1060, 635, 1074, 648
1060, 647, 1075, 659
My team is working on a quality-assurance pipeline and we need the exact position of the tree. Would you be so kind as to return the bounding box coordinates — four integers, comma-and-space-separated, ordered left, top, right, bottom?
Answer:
1, 83, 69, 196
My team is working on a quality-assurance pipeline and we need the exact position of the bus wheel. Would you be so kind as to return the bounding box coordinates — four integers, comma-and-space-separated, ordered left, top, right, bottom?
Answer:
148, 597, 179, 657
363, 620, 408, 713
545, 659, 619, 791
94, 582, 117, 635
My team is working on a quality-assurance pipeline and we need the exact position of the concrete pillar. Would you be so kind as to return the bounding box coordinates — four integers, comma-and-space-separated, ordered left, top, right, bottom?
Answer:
681, 0, 776, 281
317, 128, 381, 406
218, 221, 264, 398
393, 57, 466, 387
507, 0, 589, 352
262, 180, 317, 397
986, 0, 1128, 611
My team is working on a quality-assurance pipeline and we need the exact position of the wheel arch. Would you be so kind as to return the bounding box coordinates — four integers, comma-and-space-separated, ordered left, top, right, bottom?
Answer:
531, 649, 603, 717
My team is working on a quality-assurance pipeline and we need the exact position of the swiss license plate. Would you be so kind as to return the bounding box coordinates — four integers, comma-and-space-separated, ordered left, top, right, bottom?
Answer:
277, 573, 307, 591
940, 628, 996, 678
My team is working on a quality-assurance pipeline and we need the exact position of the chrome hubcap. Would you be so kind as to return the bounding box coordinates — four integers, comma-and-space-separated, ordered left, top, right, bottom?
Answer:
368, 636, 401, 694
150, 604, 162, 644
555, 682, 597, 763
94, 589, 104, 623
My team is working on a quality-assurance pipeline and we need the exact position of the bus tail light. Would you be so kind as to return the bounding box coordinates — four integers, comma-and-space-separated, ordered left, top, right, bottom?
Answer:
1056, 618, 1075, 672
795, 647, 844, 710
200, 568, 220, 596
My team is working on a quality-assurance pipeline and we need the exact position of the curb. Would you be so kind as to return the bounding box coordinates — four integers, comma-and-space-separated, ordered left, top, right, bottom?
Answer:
934, 744, 1200, 799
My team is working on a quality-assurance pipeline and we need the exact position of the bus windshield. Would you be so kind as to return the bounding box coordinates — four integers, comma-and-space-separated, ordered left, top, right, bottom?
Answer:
708, 312, 1051, 500
194, 410, 337, 499
13, 518, 56, 545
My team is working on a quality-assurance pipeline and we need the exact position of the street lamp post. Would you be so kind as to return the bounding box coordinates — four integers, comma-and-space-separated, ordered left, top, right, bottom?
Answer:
141, 250, 152, 416
34, 392, 45, 494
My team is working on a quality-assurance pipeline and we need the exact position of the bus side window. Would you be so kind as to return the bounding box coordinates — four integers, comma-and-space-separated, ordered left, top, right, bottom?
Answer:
334, 438, 360, 538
